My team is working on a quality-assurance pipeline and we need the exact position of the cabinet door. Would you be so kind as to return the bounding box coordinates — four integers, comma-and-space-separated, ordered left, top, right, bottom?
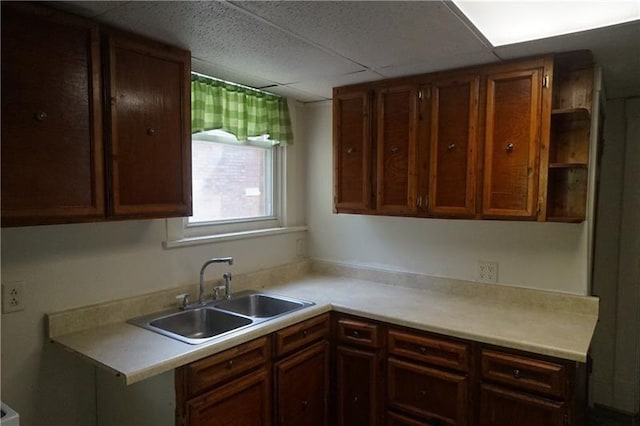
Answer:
428, 76, 479, 217
376, 86, 419, 215
482, 68, 542, 218
105, 32, 191, 218
185, 369, 271, 426
275, 340, 329, 426
388, 358, 468, 425
480, 384, 565, 426
336, 345, 381, 426
333, 90, 372, 212
1, 3, 104, 226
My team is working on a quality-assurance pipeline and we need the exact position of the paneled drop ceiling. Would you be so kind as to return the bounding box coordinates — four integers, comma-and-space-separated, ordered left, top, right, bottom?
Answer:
56, 1, 640, 101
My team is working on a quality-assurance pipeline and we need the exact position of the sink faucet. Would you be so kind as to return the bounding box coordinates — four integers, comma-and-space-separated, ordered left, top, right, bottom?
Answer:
199, 257, 233, 305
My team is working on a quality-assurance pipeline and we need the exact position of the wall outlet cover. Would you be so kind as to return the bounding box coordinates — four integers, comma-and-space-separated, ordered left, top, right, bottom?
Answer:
2, 281, 25, 313
477, 261, 498, 283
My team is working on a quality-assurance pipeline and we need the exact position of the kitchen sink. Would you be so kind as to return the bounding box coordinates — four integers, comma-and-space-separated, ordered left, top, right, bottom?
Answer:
215, 292, 312, 318
128, 291, 314, 345
129, 307, 253, 345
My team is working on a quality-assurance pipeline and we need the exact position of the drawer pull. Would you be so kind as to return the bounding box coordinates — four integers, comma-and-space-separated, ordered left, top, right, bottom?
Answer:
34, 111, 47, 121
147, 127, 156, 136
506, 143, 514, 152
226, 360, 234, 369
512, 369, 521, 379
390, 145, 400, 154
346, 146, 355, 154
353, 396, 359, 403
447, 143, 456, 151
301, 400, 309, 410
302, 329, 308, 337
352, 330, 360, 338
419, 346, 427, 354
419, 390, 427, 398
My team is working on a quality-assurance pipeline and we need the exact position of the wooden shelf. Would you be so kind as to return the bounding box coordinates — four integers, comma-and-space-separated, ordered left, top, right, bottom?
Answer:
549, 162, 588, 169
551, 108, 590, 120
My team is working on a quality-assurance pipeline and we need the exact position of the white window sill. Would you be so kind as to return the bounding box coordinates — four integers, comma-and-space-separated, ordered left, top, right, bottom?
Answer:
163, 226, 308, 249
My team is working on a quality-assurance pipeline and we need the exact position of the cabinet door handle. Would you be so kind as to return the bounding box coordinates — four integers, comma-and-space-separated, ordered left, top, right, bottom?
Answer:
351, 330, 360, 338
346, 146, 355, 154
147, 127, 156, 136
34, 111, 47, 122
506, 143, 514, 152
447, 143, 456, 151
512, 369, 521, 379
227, 360, 234, 369
302, 329, 308, 337
390, 145, 400, 154
301, 400, 309, 410
419, 346, 428, 354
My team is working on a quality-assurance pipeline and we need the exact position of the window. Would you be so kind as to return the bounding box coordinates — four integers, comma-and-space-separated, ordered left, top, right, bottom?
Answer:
165, 72, 296, 247
190, 130, 276, 225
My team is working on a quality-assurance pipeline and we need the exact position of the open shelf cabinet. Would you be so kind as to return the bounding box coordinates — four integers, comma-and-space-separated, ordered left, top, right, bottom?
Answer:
545, 53, 594, 222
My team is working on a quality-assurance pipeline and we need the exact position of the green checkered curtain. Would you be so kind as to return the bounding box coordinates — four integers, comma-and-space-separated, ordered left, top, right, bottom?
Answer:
191, 75, 293, 145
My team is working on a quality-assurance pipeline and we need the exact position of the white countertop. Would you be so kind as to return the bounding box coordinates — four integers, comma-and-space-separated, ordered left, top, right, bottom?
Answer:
50, 270, 598, 385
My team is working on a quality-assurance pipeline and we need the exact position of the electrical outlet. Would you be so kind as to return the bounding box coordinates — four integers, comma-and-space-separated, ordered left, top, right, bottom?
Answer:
477, 261, 498, 283
2, 281, 25, 313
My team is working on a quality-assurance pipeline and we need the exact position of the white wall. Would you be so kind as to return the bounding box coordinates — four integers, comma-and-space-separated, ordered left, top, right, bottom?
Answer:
0, 104, 307, 426
303, 101, 590, 295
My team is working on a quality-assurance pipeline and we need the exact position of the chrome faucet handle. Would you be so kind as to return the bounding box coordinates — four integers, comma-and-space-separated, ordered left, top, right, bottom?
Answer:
223, 272, 232, 300
176, 293, 191, 310
212, 285, 225, 301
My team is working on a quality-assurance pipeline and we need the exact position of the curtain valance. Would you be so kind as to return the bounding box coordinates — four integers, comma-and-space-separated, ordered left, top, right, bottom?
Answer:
191, 75, 293, 145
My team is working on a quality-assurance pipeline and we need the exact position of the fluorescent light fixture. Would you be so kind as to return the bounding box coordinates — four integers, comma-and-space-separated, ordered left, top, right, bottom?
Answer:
452, 0, 640, 46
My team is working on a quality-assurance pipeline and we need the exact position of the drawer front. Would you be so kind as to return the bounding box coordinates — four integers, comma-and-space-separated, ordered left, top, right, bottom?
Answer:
275, 314, 330, 357
481, 349, 566, 399
389, 329, 469, 372
186, 336, 270, 397
337, 317, 381, 348
387, 411, 441, 426
388, 358, 468, 425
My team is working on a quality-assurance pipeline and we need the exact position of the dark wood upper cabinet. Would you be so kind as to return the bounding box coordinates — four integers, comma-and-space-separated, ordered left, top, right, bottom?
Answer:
333, 90, 373, 213
1, 3, 105, 226
1, 2, 192, 227
428, 74, 479, 218
376, 86, 419, 215
104, 31, 192, 219
482, 64, 546, 219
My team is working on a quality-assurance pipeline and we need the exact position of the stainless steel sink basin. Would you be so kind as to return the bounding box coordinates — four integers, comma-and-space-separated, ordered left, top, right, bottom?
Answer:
215, 293, 312, 318
128, 291, 314, 345
129, 307, 253, 345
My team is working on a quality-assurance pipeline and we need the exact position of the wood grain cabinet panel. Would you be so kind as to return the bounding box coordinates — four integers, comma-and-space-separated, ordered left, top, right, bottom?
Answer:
388, 329, 469, 373
388, 358, 468, 425
428, 75, 479, 218
482, 67, 543, 219
185, 369, 271, 426
274, 313, 330, 357
333, 90, 373, 213
275, 340, 329, 426
104, 31, 191, 218
376, 86, 419, 215
480, 384, 566, 426
1, 3, 105, 226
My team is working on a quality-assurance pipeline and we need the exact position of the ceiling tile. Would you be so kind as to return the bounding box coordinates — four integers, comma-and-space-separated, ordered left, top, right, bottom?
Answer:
50, 1, 129, 18
375, 51, 497, 78
262, 85, 328, 103
191, 58, 278, 90
287, 70, 385, 99
232, 1, 494, 71
91, 1, 364, 85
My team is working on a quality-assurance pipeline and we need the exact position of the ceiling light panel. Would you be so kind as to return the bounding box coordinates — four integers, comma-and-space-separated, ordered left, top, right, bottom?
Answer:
453, 0, 640, 46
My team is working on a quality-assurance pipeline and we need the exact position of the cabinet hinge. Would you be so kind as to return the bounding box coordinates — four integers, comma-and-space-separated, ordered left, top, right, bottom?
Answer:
543, 75, 550, 88
417, 196, 422, 209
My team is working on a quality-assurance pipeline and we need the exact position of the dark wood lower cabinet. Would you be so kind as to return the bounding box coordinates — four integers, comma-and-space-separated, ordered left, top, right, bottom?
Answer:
275, 340, 329, 426
185, 369, 271, 426
388, 357, 468, 425
336, 345, 381, 426
480, 384, 566, 426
